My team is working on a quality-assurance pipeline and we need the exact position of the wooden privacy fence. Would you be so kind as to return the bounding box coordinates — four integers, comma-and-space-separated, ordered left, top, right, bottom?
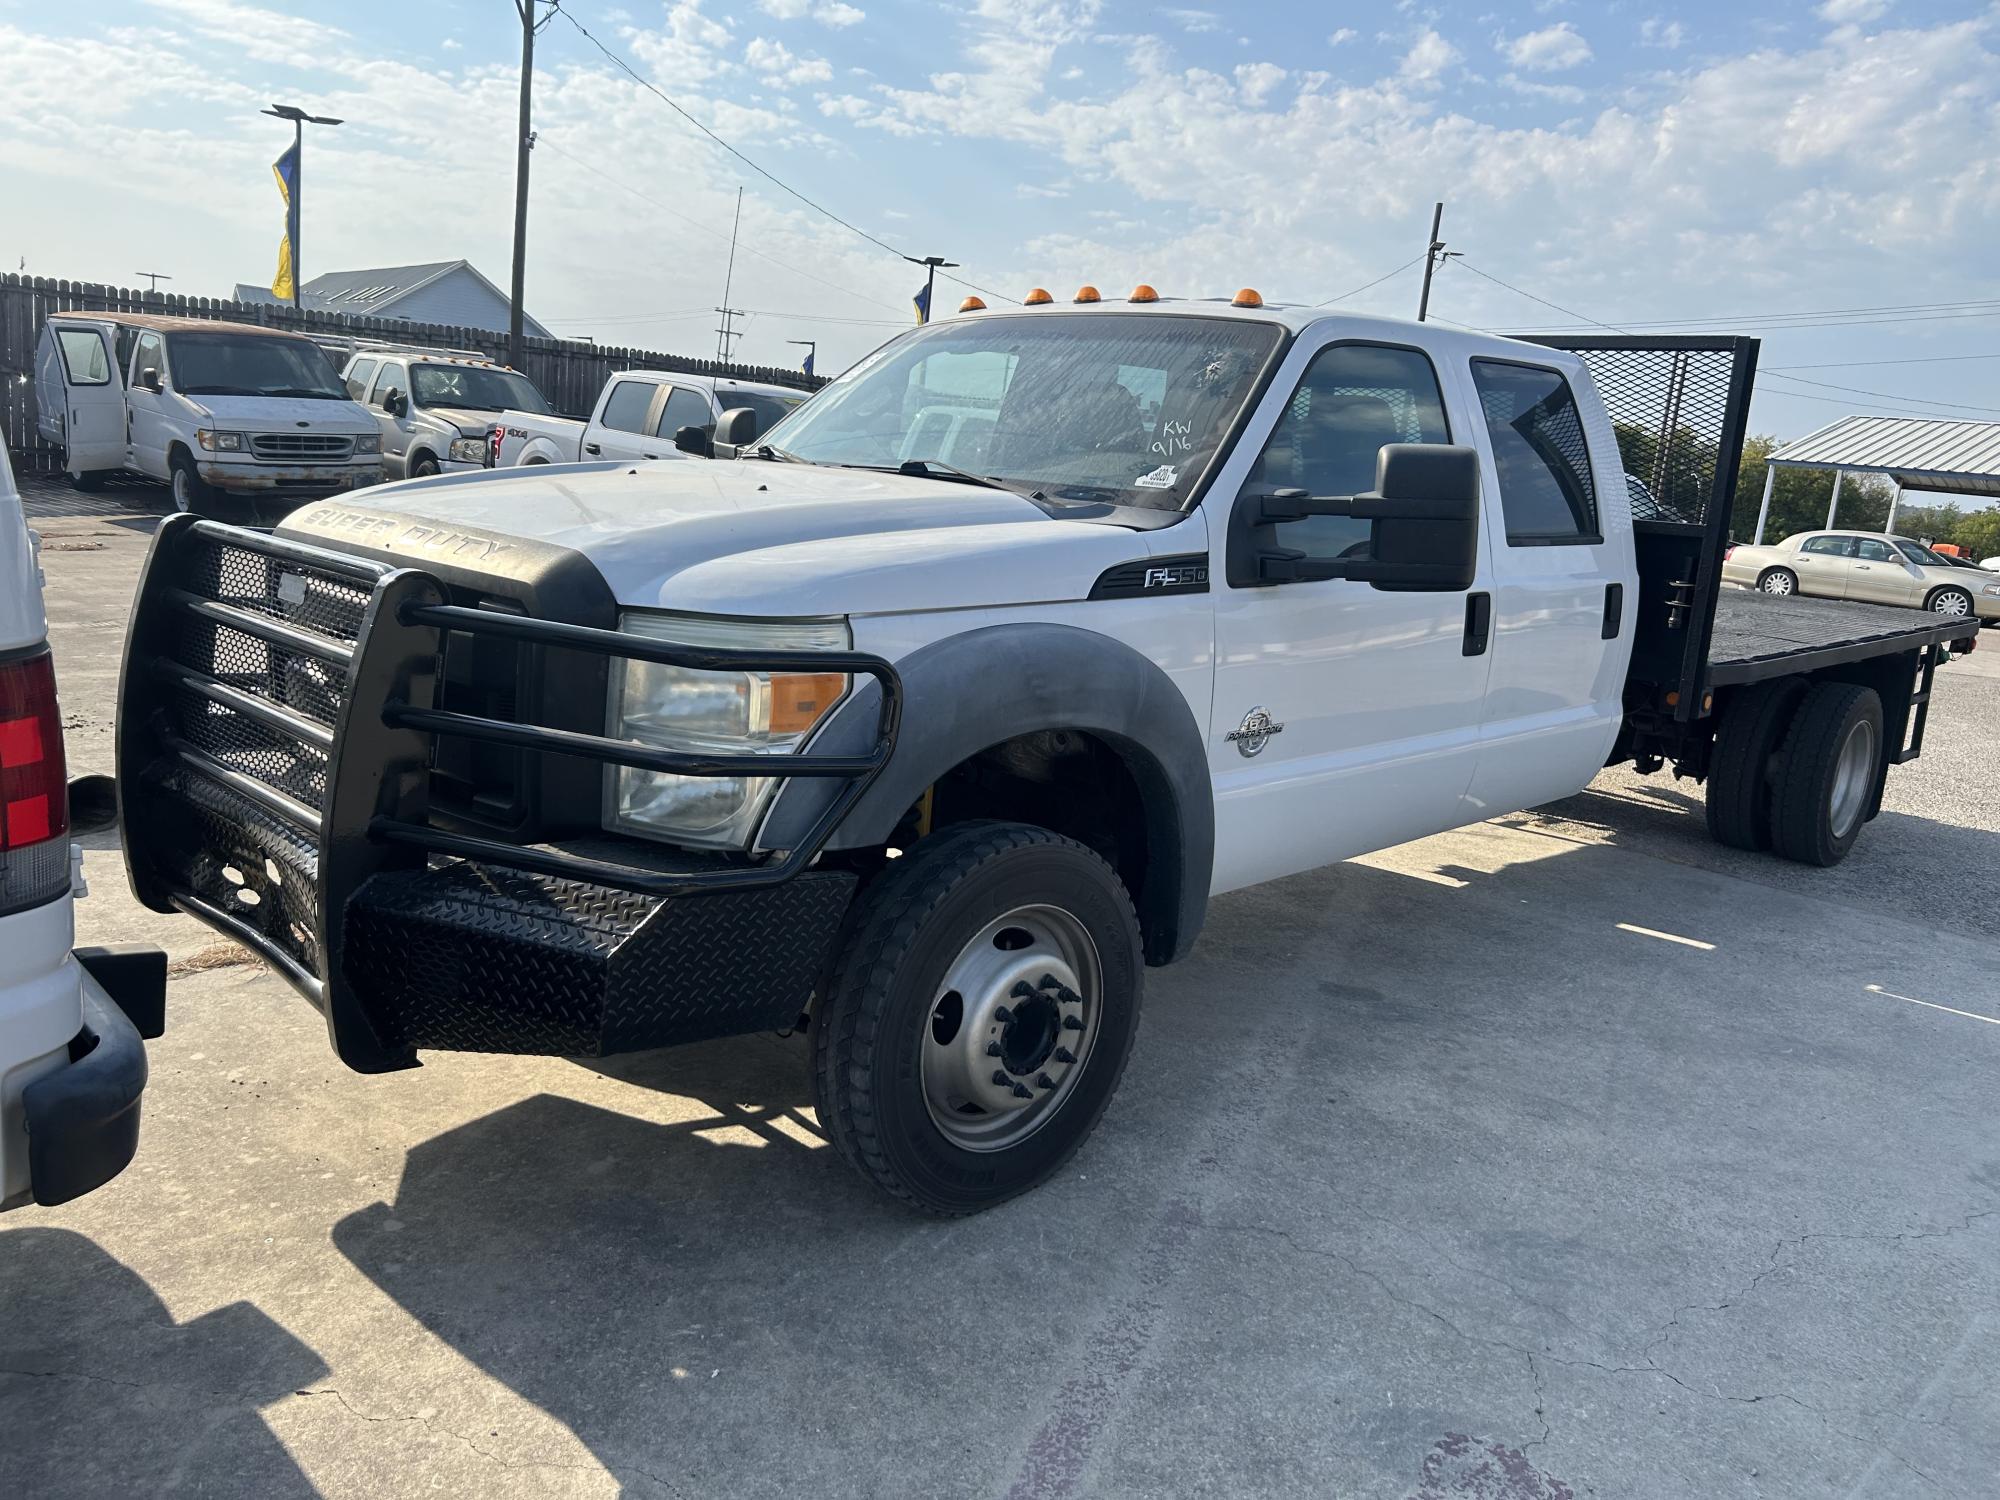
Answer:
1, 273, 823, 473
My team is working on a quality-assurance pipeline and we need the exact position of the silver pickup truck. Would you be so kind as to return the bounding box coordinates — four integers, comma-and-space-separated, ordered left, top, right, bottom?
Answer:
337, 348, 553, 481
493, 371, 807, 467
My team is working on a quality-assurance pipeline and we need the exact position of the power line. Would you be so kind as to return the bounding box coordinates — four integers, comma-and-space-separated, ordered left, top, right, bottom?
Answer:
1771, 352, 2000, 372
1758, 370, 2000, 417
1454, 259, 1628, 332
1315, 254, 1426, 308
1515, 295, 2000, 330
534, 137, 905, 313
553, 5, 1016, 304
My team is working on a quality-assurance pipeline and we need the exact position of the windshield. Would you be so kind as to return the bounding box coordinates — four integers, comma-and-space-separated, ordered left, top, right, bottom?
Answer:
728, 391, 804, 432
1893, 538, 1950, 566
167, 333, 347, 398
758, 313, 1284, 511
411, 363, 550, 414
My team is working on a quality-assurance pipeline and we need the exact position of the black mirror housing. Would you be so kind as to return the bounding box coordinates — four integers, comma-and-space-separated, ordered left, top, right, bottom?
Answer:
381, 389, 405, 415
673, 424, 713, 458
1227, 443, 1481, 592
138, 367, 161, 392
714, 407, 760, 447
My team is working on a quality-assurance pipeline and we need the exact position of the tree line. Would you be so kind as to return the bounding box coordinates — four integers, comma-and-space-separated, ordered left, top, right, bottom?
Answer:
1730, 435, 2000, 559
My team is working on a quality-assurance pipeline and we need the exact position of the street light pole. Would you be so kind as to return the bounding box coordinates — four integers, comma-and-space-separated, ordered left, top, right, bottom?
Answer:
904, 254, 959, 324
262, 104, 343, 313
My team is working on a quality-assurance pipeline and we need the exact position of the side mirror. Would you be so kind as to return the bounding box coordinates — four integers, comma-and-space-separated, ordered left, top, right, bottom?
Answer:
715, 407, 760, 447
381, 389, 405, 416
138, 367, 161, 392
1226, 443, 1481, 592
673, 424, 714, 458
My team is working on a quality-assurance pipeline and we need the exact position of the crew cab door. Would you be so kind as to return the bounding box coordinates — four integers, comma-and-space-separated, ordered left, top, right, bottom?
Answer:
34, 322, 125, 474
1848, 536, 1918, 604
1792, 533, 1858, 599
1453, 356, 1634, 815
368, 361, 411, 477
124, 330, 175, 480
584, 377, 666, 461
1206, 338, 1496, 894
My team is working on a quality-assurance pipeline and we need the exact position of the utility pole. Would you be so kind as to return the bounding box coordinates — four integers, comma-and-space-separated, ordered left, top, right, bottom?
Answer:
715, 187, 745, 361
262, 104, 343, 311
510, 0, 554, 370
1416, 201, 1458, 322
904, 254, 958, 324
786, 338, 817, 378
135, 272, 173, 292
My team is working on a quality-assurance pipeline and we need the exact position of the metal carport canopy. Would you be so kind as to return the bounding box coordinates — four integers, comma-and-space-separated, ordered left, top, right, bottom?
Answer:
1750, 415, 2000, 540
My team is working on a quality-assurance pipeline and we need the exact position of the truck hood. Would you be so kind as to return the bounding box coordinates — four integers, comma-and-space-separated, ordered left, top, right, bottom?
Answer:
423, 405, 511, 438
184, 394, 376, 433
282, 460, 1188, 616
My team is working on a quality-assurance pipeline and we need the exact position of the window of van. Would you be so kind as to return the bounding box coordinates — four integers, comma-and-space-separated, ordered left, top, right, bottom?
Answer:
55, 329, 111, 385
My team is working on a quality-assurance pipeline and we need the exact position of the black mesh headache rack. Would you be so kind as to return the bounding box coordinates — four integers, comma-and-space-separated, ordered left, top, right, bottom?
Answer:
1523, 334, 1760, 723
117, 516, 902, 1071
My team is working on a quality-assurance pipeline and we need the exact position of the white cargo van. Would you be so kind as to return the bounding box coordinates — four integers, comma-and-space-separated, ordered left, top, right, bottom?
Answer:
35, 313, 383, 514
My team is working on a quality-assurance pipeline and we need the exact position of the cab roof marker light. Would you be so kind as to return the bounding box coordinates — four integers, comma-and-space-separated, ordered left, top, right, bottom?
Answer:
1232, 287, 1264, 308
1129, 284, 1159, 303
1074, 285, 1101, 304
1023, 288, 1054, 306
958, 296, 986, 312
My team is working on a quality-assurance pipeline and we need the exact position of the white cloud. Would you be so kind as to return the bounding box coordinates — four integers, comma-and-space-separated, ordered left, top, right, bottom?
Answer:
1502, 73, 1586, 103
1400, 29, 1460, 83
745, 35, 833, 87
1328, 28, 1357, 48
759, 0, 865, 23
1164, 7, 1222, 33
1235, 62, 1286, 106
759, 0, 810, 16
1818, 0, 1890, 22
1640, 18, 1685, 49
441, 37, 462, 52
1500, 21, 1591, 72
139, 0, 350, 69
818, 2, 866, 25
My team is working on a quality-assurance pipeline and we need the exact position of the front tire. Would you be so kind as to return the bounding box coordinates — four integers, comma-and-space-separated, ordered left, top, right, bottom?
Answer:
1926, 587, 1973, 618
1757, 568, 1797, 596
1770, 682, 1883, 866
1705, 679, 1805, 851
409, 453, 441, 479
811, 821, 1143, 1216
65, 448, 107, 492
168, 452, 213, 516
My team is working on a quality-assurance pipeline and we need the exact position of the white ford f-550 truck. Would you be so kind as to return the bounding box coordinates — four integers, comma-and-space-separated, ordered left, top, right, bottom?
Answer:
112, 293, 1975, 1214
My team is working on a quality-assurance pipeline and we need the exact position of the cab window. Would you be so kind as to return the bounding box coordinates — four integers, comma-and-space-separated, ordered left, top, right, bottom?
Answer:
1238, 342, 1452, 564
599, 380, 655, 434
1800, 535, 1853, 557
369, 361, 406, 405
656, 386, 714, 439
345, 358, 379, 401
131, 331, 166, 387
1471, 359, 1600, 544
1853, 538, 1895, 562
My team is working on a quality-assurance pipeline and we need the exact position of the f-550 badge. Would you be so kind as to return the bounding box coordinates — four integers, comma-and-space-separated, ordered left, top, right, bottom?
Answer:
1086, 554, 1210, 600
1226, 707, 1285, 757
1143, 563, 1207, 589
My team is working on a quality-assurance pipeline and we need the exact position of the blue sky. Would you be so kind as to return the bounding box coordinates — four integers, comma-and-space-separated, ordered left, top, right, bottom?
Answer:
3, 0, 1998, 452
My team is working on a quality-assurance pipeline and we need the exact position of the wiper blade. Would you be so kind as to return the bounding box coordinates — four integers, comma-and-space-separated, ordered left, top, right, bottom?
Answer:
889, 458, 1046, 500
749, 443, 809, 463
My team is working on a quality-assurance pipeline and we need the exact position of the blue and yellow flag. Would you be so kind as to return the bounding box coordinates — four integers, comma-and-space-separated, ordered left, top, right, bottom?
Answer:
270, 142, 299, 298
800, 348, 815, 378
912, 282, 931, 325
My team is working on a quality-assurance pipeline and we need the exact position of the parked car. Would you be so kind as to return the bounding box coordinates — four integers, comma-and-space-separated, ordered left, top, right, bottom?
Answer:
493, 372, 807, 467
336, 346, 552, 481
116, 302, 1978, 1216
1722, 530, 2000, 621
1, 446, 164, 1210
34, 313, 383, 514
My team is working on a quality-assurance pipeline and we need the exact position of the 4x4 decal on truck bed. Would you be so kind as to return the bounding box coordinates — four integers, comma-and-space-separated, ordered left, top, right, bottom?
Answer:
1088, 553, 1210, 599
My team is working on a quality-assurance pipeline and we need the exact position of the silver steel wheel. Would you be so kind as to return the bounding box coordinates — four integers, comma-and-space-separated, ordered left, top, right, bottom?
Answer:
171, 465, 194, 513
1828, 716, 1877, 840
1760, 570, 1795, 595
920, 903, 1101, 1153
1931, 590, 1971, 617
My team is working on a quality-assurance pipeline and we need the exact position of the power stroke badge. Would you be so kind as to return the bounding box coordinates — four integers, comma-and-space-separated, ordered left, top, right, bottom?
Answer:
1226, 707, 1285, 757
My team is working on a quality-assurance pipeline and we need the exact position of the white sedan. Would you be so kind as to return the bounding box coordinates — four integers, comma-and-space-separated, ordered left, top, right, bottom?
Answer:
1722, 530, 2000, 622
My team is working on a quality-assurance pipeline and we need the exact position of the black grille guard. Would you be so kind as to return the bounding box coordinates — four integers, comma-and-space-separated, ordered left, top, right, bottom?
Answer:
117, 515, 902, 1070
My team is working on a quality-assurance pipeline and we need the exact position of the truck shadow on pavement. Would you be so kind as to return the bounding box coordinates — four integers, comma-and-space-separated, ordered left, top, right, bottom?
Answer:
0, 1227, 327, 1497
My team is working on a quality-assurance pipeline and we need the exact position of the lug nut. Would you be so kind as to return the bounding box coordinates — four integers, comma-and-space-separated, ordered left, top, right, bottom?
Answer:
986, 1041, 1003, 1057
1038, 973, 1062, 991
1036, 1073, 1056, 1090
1062, 1015, 1084, 1031
1011, 981, 1035, 998
1012, 1083, 1034, 1099
1053, 1047, 1076, 1064
994, 1006, 1015, 1025
991, 1070, 1013, 1087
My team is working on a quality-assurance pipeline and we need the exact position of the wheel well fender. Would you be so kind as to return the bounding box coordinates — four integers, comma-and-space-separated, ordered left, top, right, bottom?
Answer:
763, 623, 1213, 966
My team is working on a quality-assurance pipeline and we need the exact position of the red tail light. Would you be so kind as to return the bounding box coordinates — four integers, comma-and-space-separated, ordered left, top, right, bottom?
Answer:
487, 424, 503, 469
0, 647, 70, 913
1724, 544, 1737, 561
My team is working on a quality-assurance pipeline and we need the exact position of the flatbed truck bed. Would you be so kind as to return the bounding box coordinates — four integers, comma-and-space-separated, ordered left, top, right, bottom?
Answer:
1705, 588, 1980, 686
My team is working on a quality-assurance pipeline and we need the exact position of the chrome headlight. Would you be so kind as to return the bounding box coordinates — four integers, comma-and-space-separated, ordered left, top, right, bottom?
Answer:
355, 432, 383, 455
1981, 583, 2000, 598
195, 429, 245, 452
448, 437, 487, 464
606, 612, 851, 849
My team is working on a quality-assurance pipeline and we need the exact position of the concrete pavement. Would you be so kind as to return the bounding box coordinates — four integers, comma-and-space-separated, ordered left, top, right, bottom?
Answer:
4, 475, 1995, 1498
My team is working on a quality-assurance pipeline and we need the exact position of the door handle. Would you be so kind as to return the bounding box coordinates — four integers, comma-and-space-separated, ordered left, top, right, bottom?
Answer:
584, 442, 601, 455
1462, 592, 1492, 657
1602, 581, 1624, 640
